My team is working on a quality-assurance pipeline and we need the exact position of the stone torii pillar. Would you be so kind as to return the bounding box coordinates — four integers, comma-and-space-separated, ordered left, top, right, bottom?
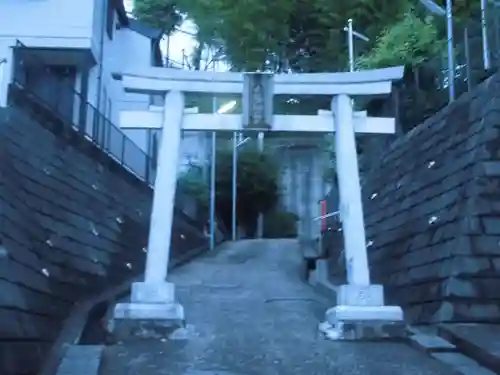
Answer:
112, 66, 405, 340
113, 91, 186, 337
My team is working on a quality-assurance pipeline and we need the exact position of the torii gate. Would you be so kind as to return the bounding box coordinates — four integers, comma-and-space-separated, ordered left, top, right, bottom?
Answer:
112, 66, 405, 340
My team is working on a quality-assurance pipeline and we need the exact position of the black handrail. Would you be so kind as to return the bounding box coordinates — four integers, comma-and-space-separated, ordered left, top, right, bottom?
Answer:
11, 40, 156, 186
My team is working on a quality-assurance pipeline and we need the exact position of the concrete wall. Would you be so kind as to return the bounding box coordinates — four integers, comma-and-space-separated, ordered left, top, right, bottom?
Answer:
324, 72, 500, 324
0, 101, 212, 375
0, 0, 95, 50
0, 0, 94, 107
110, 27, 158, 155
280, 146, 330, 241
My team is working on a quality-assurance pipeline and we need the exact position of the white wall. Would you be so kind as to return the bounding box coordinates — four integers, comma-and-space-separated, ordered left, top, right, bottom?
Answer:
113, 28, 154, 113
86, 8, 157, 154
0, 40, 13, 107
0, 0, 96, 107
179, 131, 210, 173
0, 0, 95, 50
280, 147, 330, 241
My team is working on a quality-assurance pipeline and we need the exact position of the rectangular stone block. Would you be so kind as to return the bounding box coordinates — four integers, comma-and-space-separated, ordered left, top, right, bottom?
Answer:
131, 281, 175, 304
327, 305, 403, 323
336, 284, 384, 306
113, 301, 184, 321
56, 345, 104, 375
112, 302, 185, 342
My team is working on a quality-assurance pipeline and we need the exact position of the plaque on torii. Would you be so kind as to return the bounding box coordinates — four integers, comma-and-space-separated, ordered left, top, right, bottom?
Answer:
112, 66, 406, 341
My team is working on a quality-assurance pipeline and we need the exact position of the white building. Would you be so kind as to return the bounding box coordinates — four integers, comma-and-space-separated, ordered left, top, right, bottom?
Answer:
0, 0, 172, 181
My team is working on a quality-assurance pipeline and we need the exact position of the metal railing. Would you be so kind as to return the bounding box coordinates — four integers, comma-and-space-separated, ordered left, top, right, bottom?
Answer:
10, 40, 157, 185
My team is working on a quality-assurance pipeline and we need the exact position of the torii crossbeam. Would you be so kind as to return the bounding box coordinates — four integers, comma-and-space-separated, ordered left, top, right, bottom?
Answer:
112, 66, 405, 341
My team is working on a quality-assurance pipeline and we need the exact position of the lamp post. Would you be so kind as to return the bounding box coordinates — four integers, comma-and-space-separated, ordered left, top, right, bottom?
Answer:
231, 135, 251, 241
208, 99, 237, 249
209, 96, 217, 250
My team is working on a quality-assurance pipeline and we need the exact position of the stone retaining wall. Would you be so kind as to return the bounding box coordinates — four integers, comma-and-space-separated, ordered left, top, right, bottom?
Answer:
324, 72, 500, 324
0, 106, 211, 375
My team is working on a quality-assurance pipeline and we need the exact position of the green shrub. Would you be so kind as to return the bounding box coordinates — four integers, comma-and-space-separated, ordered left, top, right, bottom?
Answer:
263, 210, 299, 238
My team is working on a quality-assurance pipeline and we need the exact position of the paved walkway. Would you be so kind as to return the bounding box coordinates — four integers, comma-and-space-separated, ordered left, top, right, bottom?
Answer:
100, 239, 458, 375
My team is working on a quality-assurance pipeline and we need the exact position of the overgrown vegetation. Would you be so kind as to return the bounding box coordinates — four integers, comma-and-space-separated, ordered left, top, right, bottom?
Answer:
357, 11, 444, 70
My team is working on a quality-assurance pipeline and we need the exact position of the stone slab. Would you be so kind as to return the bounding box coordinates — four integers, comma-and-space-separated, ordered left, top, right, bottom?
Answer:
320, 319, 407, 341
111, 318, 185, 342
111, 302, 185, 342
131, 281, 175, 304
113, 301, 184, 321
327, 305, 403, 322
431, 352, 497, 375
336, 284, 384, 306
438, 324, 500, 374
56, 345, 104, 375
321, 305, 406, 341
409, 333, 456, 353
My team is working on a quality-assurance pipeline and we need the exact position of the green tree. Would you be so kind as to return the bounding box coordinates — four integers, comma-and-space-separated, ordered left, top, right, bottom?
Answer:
177, 142, 280, 236
136, 0, 410, 72
356, 10, 444, 69
133, 0, 182, 34
357, 9, 447, 133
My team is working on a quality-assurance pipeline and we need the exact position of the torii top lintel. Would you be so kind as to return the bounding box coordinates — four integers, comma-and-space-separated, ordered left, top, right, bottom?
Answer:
114, 66, 404, 96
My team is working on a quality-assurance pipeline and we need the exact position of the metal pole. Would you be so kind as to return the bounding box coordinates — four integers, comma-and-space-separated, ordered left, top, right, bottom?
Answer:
256, 131, 264, 238
166, 35, 170, 66
347, 19, 355, 72
464, 27, 472, 91
209, 96, 217, 250
231, 132, 238, 241
446, 0, 455, 102
481, 0, 491, 70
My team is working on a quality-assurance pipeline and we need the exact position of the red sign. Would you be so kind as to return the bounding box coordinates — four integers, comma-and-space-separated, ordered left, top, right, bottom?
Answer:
320, 200, 327, 232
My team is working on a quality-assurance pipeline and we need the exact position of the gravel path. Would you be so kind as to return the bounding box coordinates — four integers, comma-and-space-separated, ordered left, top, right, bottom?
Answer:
100, 239, 458, 375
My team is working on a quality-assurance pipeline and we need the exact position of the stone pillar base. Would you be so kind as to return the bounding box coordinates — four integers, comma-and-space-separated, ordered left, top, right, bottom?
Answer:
110, 281, 185, 342
319, 284, 406, 341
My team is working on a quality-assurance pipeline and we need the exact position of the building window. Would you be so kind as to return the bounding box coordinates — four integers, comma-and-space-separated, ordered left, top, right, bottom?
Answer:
106, 0, 115, 40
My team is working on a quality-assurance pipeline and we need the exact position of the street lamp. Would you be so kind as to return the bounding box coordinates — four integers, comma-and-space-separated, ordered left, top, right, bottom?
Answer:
231, 135, 251, 241
208, 99, 238, 250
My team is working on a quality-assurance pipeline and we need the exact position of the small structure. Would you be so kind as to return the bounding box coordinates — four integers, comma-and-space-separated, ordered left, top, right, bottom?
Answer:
113, 65, 405, 340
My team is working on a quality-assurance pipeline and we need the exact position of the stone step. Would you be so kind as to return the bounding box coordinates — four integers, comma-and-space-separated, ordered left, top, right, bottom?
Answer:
438, 324, 500, 375
431, 352, 497, 375
408, 332, 456, 354
408, 327, 497, 375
